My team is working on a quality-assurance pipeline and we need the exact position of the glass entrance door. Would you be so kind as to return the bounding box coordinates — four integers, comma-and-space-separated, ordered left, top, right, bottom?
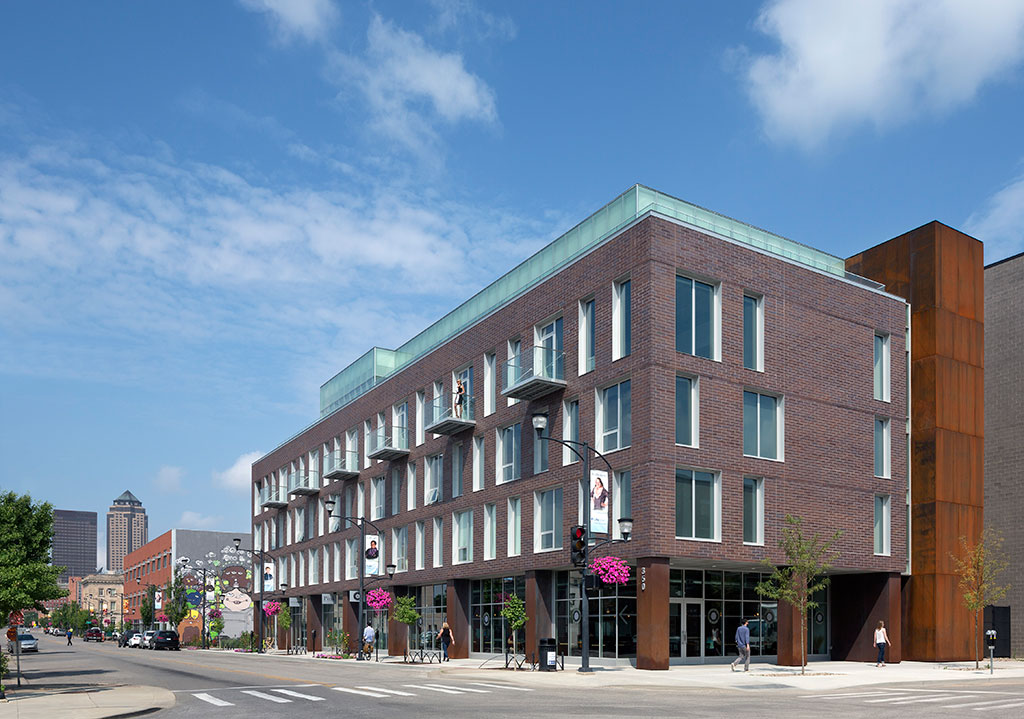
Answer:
670, 599, 704, 661
669, 601, 683, 658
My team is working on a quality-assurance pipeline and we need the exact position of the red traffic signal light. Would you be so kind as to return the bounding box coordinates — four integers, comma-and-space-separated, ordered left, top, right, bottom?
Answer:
570, 525, 587, 566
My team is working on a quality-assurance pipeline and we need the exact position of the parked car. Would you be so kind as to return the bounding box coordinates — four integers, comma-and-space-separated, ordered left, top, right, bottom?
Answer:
140, 630, 157, 649
84, 628, 104, 642
151, 630, 180, 651
128, 633, 143, 648
119, 630, 139, 648
7, 633, 39, 653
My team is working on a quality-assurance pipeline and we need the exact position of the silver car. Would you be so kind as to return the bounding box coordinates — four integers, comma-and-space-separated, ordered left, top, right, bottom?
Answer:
140, 630, 157, 649
7, 633, 39, 653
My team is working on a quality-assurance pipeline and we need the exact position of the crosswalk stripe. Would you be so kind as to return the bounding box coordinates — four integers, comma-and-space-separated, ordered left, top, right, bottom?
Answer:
469, 682, 533, 692
193, 693, 233, 707
355, 686, 417, 696
333, 687, 390, 698
889, 695, 971, 705
974, 701, 1024, 711
272, 689, 325, 701
942, 698, 1024, 709
403, 684, 465, 695
425, 684, 489, 693
800, 692, 892, 699
240, 690, 291, 703
863, 695, 917, 703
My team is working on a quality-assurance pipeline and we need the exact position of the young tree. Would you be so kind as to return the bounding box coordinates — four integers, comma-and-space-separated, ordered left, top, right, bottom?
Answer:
139, 586, 156, 629
951, 528, 1010, 669
392, 595, 421, 662
756, 514, 842, 675
0, 492, 66, 619
163, 569, 188, 629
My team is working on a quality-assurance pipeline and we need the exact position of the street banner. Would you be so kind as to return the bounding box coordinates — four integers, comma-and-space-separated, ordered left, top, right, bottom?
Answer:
364, 534, 381, 576
590, 469, 609, 534
262, 562, 274, 594
154, 589, 163, 610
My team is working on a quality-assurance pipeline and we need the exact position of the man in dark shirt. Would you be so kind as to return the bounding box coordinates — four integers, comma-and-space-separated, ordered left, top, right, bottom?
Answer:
731, 619, 750, 672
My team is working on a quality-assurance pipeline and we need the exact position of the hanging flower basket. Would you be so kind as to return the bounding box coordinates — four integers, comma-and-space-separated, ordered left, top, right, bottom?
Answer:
208, 608, 223, 619
156, 613, 169, 623
589, 556, 630, 585
263, 600, 282, 617
366, 588, 393, 612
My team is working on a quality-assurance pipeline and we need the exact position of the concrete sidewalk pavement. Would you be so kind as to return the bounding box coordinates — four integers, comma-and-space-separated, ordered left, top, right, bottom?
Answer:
0, 684, 175, 719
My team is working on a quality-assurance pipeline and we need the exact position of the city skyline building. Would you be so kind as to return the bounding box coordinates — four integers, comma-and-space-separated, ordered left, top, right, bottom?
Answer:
106, 490, 148, 573
52, 509, 98, 583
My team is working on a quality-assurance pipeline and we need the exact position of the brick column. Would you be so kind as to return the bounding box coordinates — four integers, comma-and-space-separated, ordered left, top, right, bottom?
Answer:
636, 557, 669, 670
447, 579, 471, 659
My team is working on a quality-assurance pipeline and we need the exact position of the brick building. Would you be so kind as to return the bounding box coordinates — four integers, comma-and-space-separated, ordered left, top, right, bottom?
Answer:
252, 186, 920, 668
80, 573, 124, 628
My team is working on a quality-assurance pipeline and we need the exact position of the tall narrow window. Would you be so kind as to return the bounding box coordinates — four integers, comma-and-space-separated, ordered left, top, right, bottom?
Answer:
612, 470, 632, 540
484, 352, 496, 416
406, 462, 416, 511
743, 477, 764, 545
563, 399, 579, 465
415, 391, 425, 446
598, 380, 631, 452
874, 333, 890, 402
743, 294, 764, 371
452, 443, 464, 497
534, 487, 563, 552
345, 538, 358, 579
362, 420, 372, 468
346, 428, 358, 471
472, 436, 485, 491
507, 497, 521, 557
484, 503, 496, 560
676, 275, 717, 359
579, 298, 596, 374
432, 517, 443, 568
453, 510, 473, 564
534, 418, 549, 474
425, 454, 442, 505
613, 279, 631, 360
497, 423, 522, 483
676, 375, 698, 446
874, 495, 891, 555
371, 477, 385, 520
743, 391, 781, 460
535, 317, 564, 380
415, 521, 425, 570
392, 525, 408, 572
874, 417, 891, 478
675, 468, 719, 541
507, 339, 521, 406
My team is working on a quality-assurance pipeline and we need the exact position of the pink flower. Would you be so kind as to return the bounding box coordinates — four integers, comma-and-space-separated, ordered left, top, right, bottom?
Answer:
589, 556, 631, 585
156, 613, 169, 623
365, 588, 393, 612
263, 600, 282, 617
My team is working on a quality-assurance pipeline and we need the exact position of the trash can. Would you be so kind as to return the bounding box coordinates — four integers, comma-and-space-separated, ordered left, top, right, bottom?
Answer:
538, 637, 557, 671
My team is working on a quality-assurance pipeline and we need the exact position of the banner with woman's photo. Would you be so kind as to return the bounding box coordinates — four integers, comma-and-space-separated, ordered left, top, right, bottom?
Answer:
365, 534, 382, 576
590, 469, 609, 534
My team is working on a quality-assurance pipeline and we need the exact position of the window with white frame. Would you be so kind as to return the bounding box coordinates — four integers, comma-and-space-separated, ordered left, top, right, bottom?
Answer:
391, 468, 401, 516
432, 517, 443, 567
507, 339, 521, 405
497, 423, 522, 483
323, 543, 331, 583
562, 399, 579, 465
743, 293, 764, 371
392, 525, 408, 572
597, 380, 631, 453
407, 462, 416, 510
298, 550, 305, 587
306, 497, 316, 539
363, 420, 372, 468
874, 494, 891, 555
431, 380, 443, 436
357, 482, 365, 519
295, 506, 305, 543
371, 477, 385, 520
346, 428, 359, 470
534, 417, 549, 474
416, 390, 426, 446
676, 274, 719, 360
309, 548, 319, 584
333, 541, 341, 581
344, 486, 354, 529
472, 436, 484, 491
484, 503, 496, 560
612, 470, 632, 540
675, 468, 720, 541
874, 333, 890, 401
484, 352, 496, 416
676, 375, 698, 447
579, 298, 596, 375
743, 477, 764, 545
346, 538, 358, 579
425, 454, 442, 505
535, 316, 564, 380
534, 487, 563, 552
452, 442, 464, 497
743, 391, 782, 460
612, 278, 631, 360
453, 510, 473, 564
874, 417, 891, 478
507, 497, 521, 557
415, 521, 425, 570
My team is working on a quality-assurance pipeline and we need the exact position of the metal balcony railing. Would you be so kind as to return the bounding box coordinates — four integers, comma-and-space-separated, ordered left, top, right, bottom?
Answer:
367, 425, 410, 461
324, 449, 360, 480
502, 346, 566, 400
260, 485, 288, 508
287, 469, 320, 495
424, 393, 475, 434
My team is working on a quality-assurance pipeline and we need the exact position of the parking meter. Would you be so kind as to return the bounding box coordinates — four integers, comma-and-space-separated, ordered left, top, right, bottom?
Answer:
985, 629, 997, 674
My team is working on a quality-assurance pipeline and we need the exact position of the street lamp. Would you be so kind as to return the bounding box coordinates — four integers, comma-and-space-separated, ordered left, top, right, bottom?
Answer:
322, 499, 396, 660
532, 411, 633, 673
233, 537, 273, 653
178, 557, 213, 649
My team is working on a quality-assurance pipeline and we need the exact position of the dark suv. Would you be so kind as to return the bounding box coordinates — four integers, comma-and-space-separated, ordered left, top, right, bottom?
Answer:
84, 628, 104, 642
119, 630, 139, 648
152, 630, 180, 651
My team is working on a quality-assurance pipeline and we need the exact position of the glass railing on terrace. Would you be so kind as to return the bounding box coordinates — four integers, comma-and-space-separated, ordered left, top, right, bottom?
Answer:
427, 393, 475, 427
287, 469, 320, 493
503, 346, 565, 392
324, 449, 360, 477
370, 425, 409, 454
260, 485, 286, 505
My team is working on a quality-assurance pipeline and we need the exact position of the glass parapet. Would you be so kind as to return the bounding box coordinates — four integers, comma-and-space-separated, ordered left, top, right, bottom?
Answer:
426, 393, 475, 427
370, 425, 409, 454
503, 346, 565, 392
287, 470, 319, 493
324, 450, 359, 476
260, 485, 286, 505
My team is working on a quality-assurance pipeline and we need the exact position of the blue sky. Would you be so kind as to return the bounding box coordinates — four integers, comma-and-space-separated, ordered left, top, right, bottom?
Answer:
2, 0, 1023, 569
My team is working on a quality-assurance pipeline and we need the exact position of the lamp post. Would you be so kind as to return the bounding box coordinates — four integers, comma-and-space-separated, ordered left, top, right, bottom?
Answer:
321, 500, 396, 660
532, 412, 633, 673
232, 538, 272, 653
178, 557, 212, 649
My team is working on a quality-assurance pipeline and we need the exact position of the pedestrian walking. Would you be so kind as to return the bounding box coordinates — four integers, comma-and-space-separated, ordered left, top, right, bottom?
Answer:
66, 628, 73, 646
874, 620, 890, 667
730, 619, 750, 672
439, 621, 453, 661
362, 621, 375, 657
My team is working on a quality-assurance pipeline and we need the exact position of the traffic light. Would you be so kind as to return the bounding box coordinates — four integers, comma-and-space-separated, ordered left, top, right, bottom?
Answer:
570, 525, 587, 566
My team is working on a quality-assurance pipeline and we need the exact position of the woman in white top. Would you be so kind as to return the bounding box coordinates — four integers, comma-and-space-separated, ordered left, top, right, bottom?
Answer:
874, 620, 891, 666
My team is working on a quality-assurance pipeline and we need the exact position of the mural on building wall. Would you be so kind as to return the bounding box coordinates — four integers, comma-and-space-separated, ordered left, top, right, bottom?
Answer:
174, 540, 253, 643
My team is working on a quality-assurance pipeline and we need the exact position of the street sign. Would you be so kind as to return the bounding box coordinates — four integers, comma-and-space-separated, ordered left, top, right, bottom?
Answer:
6, 627, 16, 641
348, 590, 361, 602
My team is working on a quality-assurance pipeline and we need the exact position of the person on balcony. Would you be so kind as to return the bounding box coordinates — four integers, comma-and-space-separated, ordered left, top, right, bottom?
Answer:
453, 379, 466, 418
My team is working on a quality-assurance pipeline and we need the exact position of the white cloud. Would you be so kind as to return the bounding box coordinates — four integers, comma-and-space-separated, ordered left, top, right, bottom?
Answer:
179, 510, 224, 529
153, 466, 184, 494
965, 169, 1024, 262
428, 0, 517, 41
743, 0, 1024, 149
239, 0, 338, 44
213, 451, 264, 493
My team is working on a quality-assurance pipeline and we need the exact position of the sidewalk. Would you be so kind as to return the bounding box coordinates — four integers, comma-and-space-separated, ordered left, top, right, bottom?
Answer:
0, 684, 175, 719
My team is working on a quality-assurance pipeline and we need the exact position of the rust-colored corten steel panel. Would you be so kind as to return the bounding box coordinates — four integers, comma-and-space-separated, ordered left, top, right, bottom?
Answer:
777, 598, 804, 666
636, 557, 669, 670
847, 221, 984, 661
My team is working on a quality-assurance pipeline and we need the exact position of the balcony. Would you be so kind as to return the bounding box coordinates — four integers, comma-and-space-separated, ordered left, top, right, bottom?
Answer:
502, 346, 566, 400
260, 486, 288, 508
367, 425, 410, 461
424, 393, 475, 435
324, 449, 360, 480
287, 470, 320, 496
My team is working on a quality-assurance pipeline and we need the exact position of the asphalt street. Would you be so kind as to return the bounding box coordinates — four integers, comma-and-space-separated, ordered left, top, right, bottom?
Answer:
11, 632, 1024, 718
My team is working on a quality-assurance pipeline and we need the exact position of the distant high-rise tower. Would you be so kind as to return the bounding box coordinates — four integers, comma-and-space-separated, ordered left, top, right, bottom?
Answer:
106, 491, 148, 572
52, 509, 98, 583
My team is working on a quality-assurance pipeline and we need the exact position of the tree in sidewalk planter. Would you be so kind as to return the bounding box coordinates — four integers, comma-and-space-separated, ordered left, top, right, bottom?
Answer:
951, 528, 1010, 669
755, 514, 842, 676
0, 492, 66, 621
277, 607, 292, 649
498, 594, 529, 662
365, 590, 393, 656
162, 568, 189, 630
325, 628, 351, 657
392, 595, 421, 661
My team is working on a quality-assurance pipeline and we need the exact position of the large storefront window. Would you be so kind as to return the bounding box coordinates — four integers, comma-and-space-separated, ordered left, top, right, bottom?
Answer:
289, 602, 306, 648
555, 570, 637, 660
808, 587, 828, 656
409, 583, 447, 651
471, 576, 526, 654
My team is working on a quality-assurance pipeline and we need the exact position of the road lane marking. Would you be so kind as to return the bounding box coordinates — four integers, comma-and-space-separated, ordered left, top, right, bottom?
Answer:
469, 682, 533, 691
888, 695, 973, 705
355, 686, 417, 696
974, 701, 1024, 711
403, 684, 465, 694
863, 695, 917, 703
333, 687, 390, 698
193, 693, 233, 707
943, 699, 1024, 709
425, 684, 489, 693
272, 688, 325, 701
173, 683, 319, 693
799, 692, 892, 699
240, 690, 291, 703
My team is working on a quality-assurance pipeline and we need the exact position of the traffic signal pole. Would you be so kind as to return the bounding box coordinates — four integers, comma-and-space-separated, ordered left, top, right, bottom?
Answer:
580, 447, 591, 674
